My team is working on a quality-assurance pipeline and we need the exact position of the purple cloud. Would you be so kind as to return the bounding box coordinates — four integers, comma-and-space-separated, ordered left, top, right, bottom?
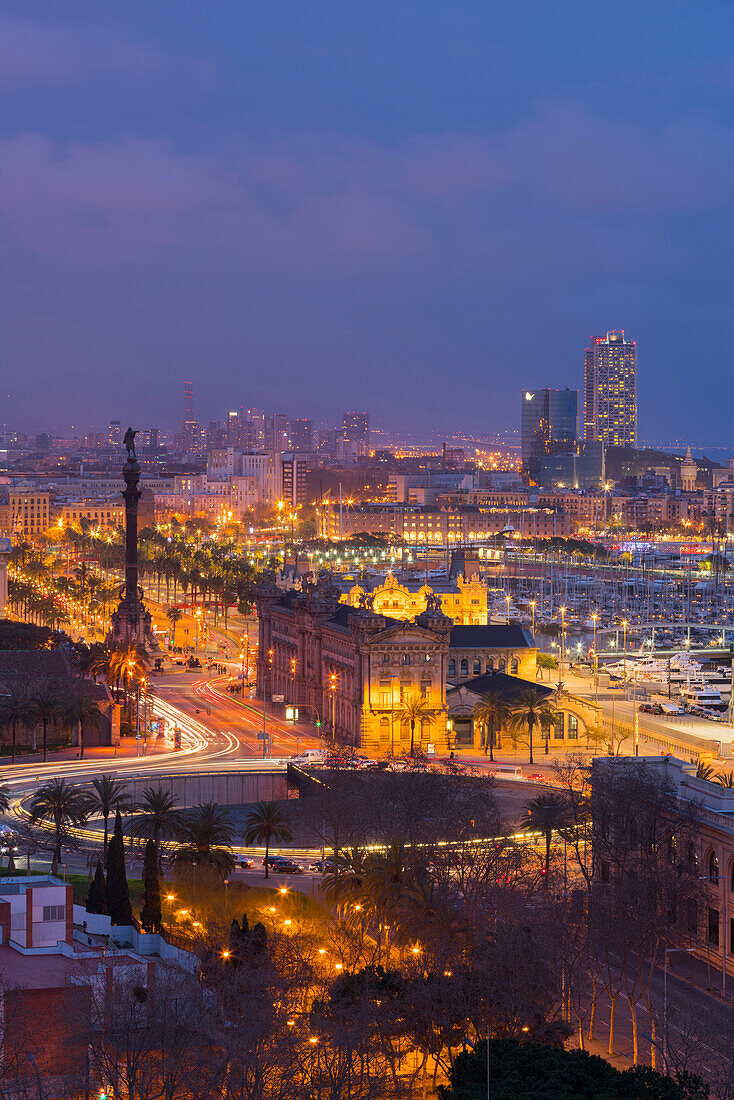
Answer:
0, 14, 161, 83
1, 106, 732, 270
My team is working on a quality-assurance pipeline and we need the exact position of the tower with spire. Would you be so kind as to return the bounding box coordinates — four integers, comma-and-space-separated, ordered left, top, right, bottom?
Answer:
680, 446, 698, 493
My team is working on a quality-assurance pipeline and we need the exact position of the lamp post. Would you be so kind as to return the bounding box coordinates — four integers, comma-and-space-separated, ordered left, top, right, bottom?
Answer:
329, 671, 337, 741
591, 613, 599, 702
622, 618, 628, 679
505, 594, 511, 625
559, 607, 566, 680
529, 600, 536, 638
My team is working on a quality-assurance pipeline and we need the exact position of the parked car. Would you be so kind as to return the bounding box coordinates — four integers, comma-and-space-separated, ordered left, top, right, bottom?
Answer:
236, 856, 255, 869
526, 773, 547, 782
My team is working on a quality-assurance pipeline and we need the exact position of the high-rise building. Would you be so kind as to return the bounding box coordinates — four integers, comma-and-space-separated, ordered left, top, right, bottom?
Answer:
264, 413, 289, 451
108, 421, 121, 446
584, 331, 637, 447
289, 418, 314, 452
226, 411, 241, 448
281, 452, 309, 506
245, 408, 265, 447
521, 388, 578, 481
342, 412, 370, 453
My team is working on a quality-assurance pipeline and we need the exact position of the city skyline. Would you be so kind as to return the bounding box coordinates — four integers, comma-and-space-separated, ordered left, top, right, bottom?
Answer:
3, 4, 734, 441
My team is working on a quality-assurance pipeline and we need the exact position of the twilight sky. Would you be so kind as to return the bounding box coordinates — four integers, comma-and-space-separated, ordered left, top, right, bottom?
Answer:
3, 1, 734, 443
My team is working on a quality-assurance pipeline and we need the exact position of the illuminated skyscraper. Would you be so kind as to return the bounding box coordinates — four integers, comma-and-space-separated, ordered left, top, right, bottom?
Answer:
583, 331, 637, 447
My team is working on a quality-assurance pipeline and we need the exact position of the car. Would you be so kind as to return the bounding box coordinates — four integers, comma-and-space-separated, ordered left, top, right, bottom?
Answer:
526, 773, 547, 782
263, 856, 303, 874
309, 856, 348, 873
236, 856, 255, 869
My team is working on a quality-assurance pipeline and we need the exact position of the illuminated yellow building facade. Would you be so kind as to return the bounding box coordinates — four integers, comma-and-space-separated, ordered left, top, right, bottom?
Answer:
256, 581, 536, 757
340, 570, 489, 625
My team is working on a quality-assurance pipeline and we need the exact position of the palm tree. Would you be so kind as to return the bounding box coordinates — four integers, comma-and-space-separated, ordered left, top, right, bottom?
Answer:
0, 783, 11, 814
523, 793, 569, 880
472, 690, 512, 759
166, 606, 183, 647
715, 771, 734, 788
88, 775, 130, 854
64, 686, 102, 761
396, 691, 434, 756
243, 801, 293, 880
29, 778, 89, 871
696, 761, 716, 781
175, 801, 234, 877
128, 786, 180, 859
509, 686, 557, 765
30, 690, 62, 763
0, 691, 29, 764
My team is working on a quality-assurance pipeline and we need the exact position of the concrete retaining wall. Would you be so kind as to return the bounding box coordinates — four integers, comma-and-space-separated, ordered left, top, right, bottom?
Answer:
119, 770, 291, 808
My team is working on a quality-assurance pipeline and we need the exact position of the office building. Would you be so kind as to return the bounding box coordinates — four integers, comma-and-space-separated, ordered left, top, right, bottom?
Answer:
289, 418, 314, 452
226, 411, 241, 448
342, 411, 370, 453
245, 408, 265, 446
584, 331, 637, 447
521, 388, 578, 482
281, 452, 309, 506
264, 413, 289, 452
108, 421, 121, 446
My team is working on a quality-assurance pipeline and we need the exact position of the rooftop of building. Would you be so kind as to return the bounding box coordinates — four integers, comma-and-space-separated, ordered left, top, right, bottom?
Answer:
447, 671, 551, 700
449, 625, 535, 649
0, 943, 147, 989
0, 875, 62, 895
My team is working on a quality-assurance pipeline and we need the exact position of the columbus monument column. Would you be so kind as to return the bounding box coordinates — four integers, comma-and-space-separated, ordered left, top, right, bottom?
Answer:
108, 428, 155, 650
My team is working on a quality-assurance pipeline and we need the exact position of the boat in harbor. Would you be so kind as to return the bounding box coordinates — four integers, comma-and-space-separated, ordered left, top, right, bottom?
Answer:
679, 682, 727, 711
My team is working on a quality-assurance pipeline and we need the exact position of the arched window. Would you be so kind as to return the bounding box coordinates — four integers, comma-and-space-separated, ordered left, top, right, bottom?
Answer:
553, 715, 564, 740
710, 851, 720, 885
510, 658, 519, 675
460, 659, 468, 677
448, 659, 456, 678
668, 835, 677, 865
567, 715, 578, 740
382, 653, 390, 664
486, 658, 494, 673
473, 660, 481, 675
402, 653, 411, 666
498, 658, 506, 673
